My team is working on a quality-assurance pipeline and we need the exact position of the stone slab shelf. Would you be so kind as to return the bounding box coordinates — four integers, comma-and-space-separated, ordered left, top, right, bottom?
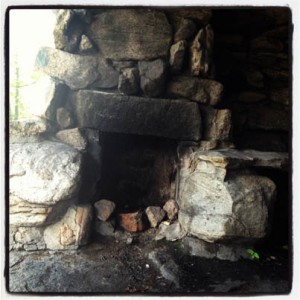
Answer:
193, 149, 289, 171
70, 90, 202, 141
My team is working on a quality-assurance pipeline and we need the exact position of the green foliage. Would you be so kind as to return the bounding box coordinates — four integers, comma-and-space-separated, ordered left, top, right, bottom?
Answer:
247, 248, 260, 261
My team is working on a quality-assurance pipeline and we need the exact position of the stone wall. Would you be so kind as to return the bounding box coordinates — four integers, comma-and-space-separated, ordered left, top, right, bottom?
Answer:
213, 8, 291, 152
9, 7, 290, 256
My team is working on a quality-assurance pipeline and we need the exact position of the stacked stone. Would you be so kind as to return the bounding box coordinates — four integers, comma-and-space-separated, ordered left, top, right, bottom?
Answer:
214, 8, 290, 152
34, 8, 231, 147
9, 8, 289, 258
9, 120, 95, 251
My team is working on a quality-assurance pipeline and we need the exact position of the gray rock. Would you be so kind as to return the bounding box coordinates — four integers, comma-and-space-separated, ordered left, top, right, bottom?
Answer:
163, 199, 179, 221
35, 47, 119, 89
182, 236, 250, 261
55, 128, 90, 150
178, 149, 278, 242
169, 41, 186, 74
56, 107, 74, 129
94, 219, 115, 236
53, 9, 86, 53
118, 67, 139, 95
9, 119, 54, 143
155, 221, 186, 241
10, 141, 82, 206
200, 106, 232, 141
138, 59, 167, 97
78, 34, 95, 54
9, 251, 132, 292
94, 199, 116, 221
12, 227, 45, 248
70, 90, 202, 141
173, 18, 197, 42
167, 76, 223, 106
145, 206, 166, 228
148, 249, 180, 288
89, 9, 172, 60
44, 204, 93, 250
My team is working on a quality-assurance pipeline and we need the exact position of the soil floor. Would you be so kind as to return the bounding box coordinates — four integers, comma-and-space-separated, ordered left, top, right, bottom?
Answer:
7, 229, 292, 295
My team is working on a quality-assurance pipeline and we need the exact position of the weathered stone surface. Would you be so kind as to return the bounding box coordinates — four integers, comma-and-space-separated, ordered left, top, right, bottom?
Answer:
94, 219, 115, 236
55, 128, 91, 150
43, 204, 93, 250
56, 107, 74, 129
182, 237, 249, 261
270, 88, 289, 105
10, 119, 54, 143
78, 34, 95, 54
35, 47, 118, 89
119, 211, 145, 232
191, 149, 288, 171
148, 248, 180, 288
71, 90, 202, 141
173, 18, 197, 42
167, 76, 223, 106
155, 221, 186, 241
190, 25, 214, 77
178, 149, 278, 242
9, 199, 53, 227
54, 9, 84, 53
118, 67, 139, 95
169, 41, 186, 74
163, 199, 179, 221
89, 9, 172, 60
10, 141, 82, 206
138, 59, 167, 97
94, 199, 116, 221
200, 107, 232, 141
190, 28, 205, 76
14, 227, 44, 247
145, 206, 166, 228
179, 172, 276, 242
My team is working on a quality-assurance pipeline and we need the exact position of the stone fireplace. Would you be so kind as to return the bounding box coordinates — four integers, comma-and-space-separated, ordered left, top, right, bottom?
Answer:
9, 7, 290, 262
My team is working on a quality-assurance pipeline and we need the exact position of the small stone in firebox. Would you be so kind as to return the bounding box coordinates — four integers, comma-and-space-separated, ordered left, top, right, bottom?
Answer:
94, 219, 115, 236
163, 199, 179, 221
145, 206, 166, 228
119, 211, 145, 232
94, 199, 116, 221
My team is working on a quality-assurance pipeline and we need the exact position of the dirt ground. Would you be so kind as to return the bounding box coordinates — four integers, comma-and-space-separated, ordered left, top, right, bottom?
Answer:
7, 228, 292, 295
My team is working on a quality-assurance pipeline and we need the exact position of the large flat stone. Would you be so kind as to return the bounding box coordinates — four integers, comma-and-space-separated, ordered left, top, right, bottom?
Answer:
89, 9, 172, 60
70, 90, 201, 141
